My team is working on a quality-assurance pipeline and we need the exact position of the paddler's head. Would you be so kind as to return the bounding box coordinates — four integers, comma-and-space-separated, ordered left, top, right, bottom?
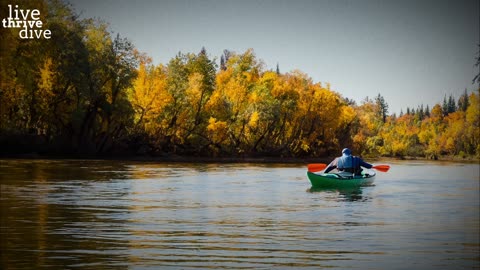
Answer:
342, 148, 352, 156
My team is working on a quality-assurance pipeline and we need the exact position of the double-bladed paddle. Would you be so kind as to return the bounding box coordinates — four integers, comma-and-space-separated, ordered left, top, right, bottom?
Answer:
307, 163, 390, 173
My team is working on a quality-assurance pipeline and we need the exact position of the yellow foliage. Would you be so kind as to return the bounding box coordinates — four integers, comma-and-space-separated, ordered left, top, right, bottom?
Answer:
224, 78, 248, 114
340, 103, 356, 125
418, 119, 435, 145
186, 72, 203, 107
216, 68, 233, 88
391, 140, 407, 156
445, 137, 456, 153
128, 62, 170, 134
260, 71, 277, 85
38, 58, 55, 96
248, 111, 259, 128
466, 92, 479, 126
301, 139, 310, 152
249, 92, 259, 104
207, 117, 228, 144
205, 90, 227, 117
430, 104, 443, 121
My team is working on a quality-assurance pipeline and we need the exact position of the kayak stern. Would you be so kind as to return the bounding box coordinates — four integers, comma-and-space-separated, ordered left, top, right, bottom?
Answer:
307, 171, 375, 188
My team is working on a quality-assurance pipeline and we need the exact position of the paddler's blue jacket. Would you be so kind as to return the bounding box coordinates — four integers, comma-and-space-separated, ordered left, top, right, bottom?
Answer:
324, 149, 372, 175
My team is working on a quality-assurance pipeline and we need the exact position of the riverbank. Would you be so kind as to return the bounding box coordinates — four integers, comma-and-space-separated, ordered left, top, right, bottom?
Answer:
1, 152, 478, 164
381, 155, 480, 163
0, 152, 332, 164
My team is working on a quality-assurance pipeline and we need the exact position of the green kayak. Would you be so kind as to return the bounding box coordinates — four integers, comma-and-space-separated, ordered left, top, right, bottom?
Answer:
307, 170, 375, 188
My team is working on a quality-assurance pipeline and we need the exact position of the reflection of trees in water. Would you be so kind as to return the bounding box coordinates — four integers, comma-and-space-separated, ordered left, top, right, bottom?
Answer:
0, 160, 132, 269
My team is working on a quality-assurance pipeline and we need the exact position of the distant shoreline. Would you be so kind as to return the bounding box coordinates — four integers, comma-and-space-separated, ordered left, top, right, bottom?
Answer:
0, 153, 330, 164
0, 153, 478, 164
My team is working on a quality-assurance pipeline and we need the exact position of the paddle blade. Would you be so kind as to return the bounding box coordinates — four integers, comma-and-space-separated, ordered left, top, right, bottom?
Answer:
373, 164, 390, 172
307, 163, 327, 172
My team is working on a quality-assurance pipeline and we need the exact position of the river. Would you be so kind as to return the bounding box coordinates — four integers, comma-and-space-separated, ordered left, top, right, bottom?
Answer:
0, 159, 479, 269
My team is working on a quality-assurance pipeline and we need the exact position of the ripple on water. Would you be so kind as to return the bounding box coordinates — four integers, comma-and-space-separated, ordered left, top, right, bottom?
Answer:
0, 160, 478, 269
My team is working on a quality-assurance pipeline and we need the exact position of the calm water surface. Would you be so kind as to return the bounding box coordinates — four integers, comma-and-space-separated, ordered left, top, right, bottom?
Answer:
0, 159, 479, 269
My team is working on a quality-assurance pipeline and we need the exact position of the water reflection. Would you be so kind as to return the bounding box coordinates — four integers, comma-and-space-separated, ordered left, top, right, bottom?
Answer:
307, 186, 370, 202
1, 159, 479, 269
0, 160, 132, 269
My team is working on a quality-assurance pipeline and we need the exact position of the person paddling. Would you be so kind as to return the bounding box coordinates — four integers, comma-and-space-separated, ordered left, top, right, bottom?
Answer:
324, 148, 373, 175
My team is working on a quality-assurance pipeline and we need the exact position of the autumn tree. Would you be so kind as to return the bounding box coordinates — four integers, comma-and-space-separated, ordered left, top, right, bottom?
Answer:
128, 55, 169, 142
0, 0, 478, 160
351, 98, 383, 156
464, 91, 479, 156
0, 0, 139, 154
207, 49, 262, 154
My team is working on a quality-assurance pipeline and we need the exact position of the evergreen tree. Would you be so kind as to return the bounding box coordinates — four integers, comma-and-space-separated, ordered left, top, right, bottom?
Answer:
442, 95, 449, 116
425, 104, 430, 117
447, 94, 456, 114
375, 93, 389, 123
391, 113, 397, 121
457, 89, 469, 111
473, 44, 480, 84
276, 63, 280, 75
343, 97, 357, 106
223, 49, 232, 62
220, 49, 232, 71
220, 55, 226, 71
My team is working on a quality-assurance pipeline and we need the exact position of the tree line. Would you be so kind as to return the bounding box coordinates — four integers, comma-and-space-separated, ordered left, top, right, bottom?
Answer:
0, 0, 478, 159
355, 91, 479, 159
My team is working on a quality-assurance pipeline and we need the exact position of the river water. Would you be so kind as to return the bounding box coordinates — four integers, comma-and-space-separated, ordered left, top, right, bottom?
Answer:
0, 159, 479, 269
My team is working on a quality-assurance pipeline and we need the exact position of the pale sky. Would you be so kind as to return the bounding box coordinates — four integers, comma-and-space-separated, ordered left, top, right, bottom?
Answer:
70, 0, 479, 114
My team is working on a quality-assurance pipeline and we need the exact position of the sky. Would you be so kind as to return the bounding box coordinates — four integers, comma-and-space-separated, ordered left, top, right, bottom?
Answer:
69, 0, 479, 114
